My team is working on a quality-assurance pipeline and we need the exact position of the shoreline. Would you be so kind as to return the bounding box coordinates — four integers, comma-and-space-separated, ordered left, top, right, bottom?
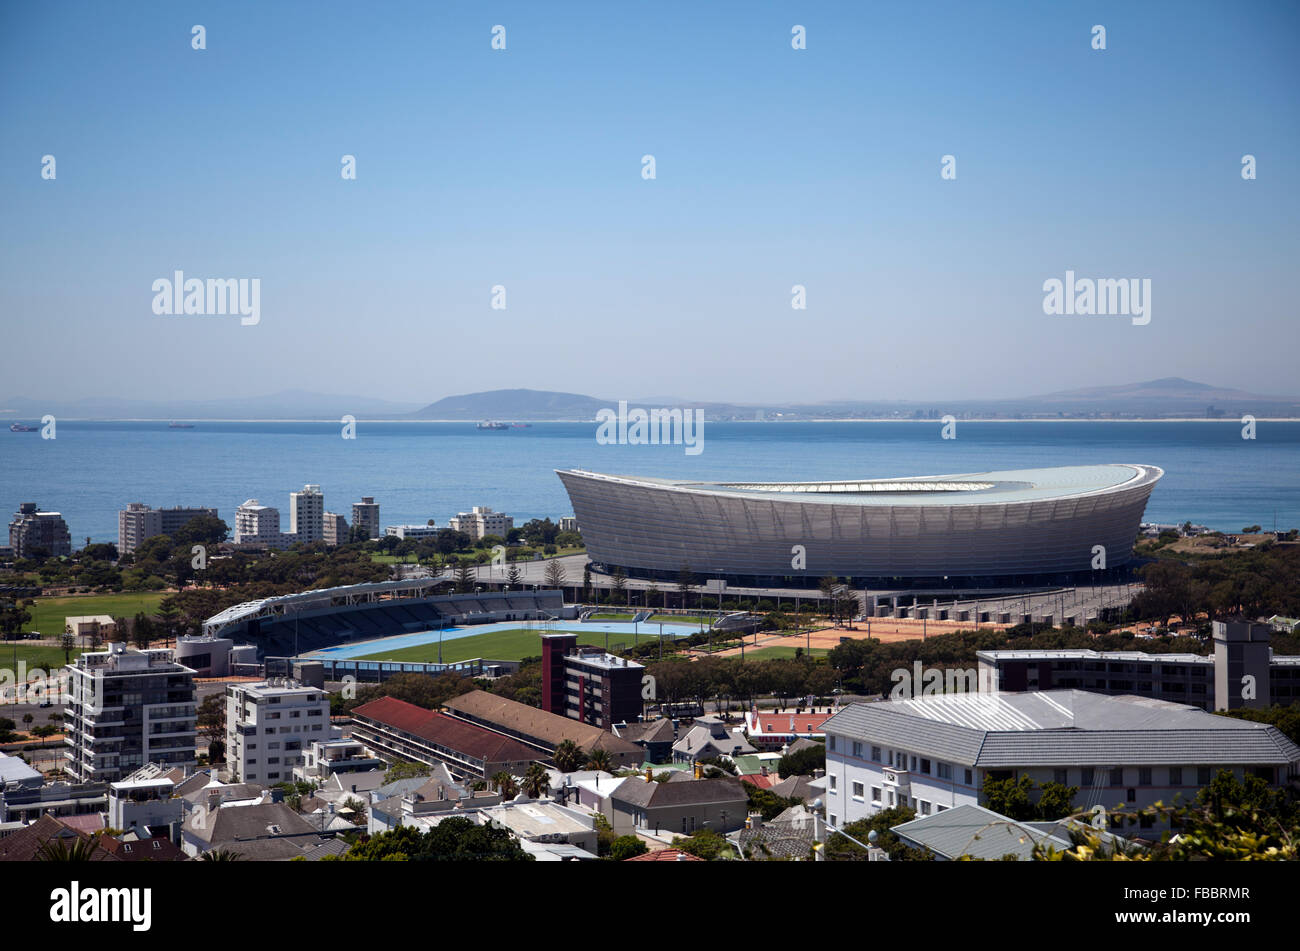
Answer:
3, 417, 1299, 424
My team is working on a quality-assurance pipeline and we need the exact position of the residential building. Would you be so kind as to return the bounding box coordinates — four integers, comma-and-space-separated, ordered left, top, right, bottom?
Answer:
289, 484, 324, 543
351, 496, 381, 540
225, 679, 334, 784
558, 516, 579, 534
117, 502, 218, 554
821, 691, 1300, 832
613, 718, 676, 764
441, 689, 644, 768
322, 512, 348, 547
0, 780, 107, 824
541, 632, 645, 729
976, 620, 1300, 712
181, 796, 329, 860
737, 803, 824, 860
477, 799, 598, 855
63, 644, 197, 783
107, 773, 184, 842
8, 502, 71, 557
350, 696, 539, 780
606, 774, 748, 835
233, 499, 288, 548
65, 615, 117, 642
672, 716, 756, 764
744, 710, 830, 749
447, 506, 513, 542
384, 524, 441, 540
294, 738, 384, 782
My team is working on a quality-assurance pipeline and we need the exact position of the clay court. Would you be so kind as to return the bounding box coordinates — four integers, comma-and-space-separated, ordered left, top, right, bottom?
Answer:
708, 617, 1014, 657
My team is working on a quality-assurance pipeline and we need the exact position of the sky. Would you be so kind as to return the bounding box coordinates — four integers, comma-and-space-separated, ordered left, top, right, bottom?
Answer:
1, 0, 1297, 406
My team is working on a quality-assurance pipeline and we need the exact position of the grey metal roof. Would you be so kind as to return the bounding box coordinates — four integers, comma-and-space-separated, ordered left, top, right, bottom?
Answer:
562, 464, 1161, 509
822, 691, 1300, 767
890, 804, 1069, 860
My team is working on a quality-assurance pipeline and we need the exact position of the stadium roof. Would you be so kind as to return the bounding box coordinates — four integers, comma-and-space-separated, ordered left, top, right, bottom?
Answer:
822, 691, 1300, 767
558, 464, 1161, 508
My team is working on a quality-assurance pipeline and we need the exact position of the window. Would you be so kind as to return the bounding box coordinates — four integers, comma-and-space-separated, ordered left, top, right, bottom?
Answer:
852, 782, 865, 800
1169, 767, 1183, 786
964, 769, 973, 786
1127, 788, 1137, 803
1138, 767, 1152, 786
1109, 767, 1124, 786
1082, 767, 1095, 786
828, 775, 837, 792
1054, 769, 1068, 785
937, 763, 952, 780
920, 758, 931, 775
830, 815, 838, 827
852, 741, 863, 758
871, 786, 881, 804
828, 735, 836, 751
919, 800, 931, 815
871, 746, 881, 761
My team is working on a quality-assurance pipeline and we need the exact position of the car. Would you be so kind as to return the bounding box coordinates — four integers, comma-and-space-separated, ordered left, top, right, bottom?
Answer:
38, 701, 53, 708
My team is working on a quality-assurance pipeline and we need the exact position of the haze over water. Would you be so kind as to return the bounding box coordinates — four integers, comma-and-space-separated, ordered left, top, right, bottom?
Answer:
3, 421, 1296, 545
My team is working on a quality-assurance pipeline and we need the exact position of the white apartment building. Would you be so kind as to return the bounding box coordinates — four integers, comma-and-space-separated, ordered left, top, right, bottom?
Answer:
821, 691, 1300, 833
289, 484, 324, 543
558, 516, 579, 534
448, 506, 513, 541
63, 644, 198, 783
233, 499, 289, 549
323, 512, 349, 547
385, 524, 440, 540
117, 502, 219, 554
352, 497, 380, 540
225, 680, 336, 784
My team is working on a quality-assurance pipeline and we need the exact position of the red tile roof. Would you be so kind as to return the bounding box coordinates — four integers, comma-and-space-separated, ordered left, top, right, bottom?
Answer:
353, 696, 539, 764
626, 847, 704, 862
739, 773, 776, 790
751, 713, 829, 734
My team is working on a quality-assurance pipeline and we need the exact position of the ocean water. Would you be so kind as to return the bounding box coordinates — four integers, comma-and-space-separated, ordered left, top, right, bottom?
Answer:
1, 420, 1297, 545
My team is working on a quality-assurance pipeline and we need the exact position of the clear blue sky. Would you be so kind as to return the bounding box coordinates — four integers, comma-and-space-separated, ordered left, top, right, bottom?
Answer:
1, 0, 1296, 405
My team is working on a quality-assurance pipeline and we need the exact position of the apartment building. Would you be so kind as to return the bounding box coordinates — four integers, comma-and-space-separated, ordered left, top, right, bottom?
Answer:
384, 524, 440, 540
351, 497, 380, 540
289, 484, 324, 543
8, 502, 71, 557
233, 499, 288, 548
117, 502, 219, 554
448, 506, 513, 542
821, 690, 1300, 832
541, 633, 645, 730
63, 644, 198, 783
322, 512, 349, 547
225, 679, 335, 784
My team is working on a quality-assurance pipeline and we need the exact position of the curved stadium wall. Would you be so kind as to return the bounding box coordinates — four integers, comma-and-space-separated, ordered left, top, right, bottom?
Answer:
556, 464, 1162, 582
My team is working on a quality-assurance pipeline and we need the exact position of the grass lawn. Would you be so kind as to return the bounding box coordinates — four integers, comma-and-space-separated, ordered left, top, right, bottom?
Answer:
352, 628, 549, 665
740, 646, 829, 661
0, 643, 83, 671
648, 614, 716, 626
20, 592, 167, 637
589, 612, 636, 620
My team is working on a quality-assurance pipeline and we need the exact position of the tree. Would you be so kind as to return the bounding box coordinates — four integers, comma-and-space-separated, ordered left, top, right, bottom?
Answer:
155, 600, 181, 647
544, 559, 566, 590
453, 561, 475, 594
196, 694, 225, 757
384, 760, 431, 784
342, 796, 368, 826
582, 563, 592, 600
670, 827, 727, 861
201, 847, 244, 861
491, 771, 519, 799
611, 566, 628, 605
585, 748, 613, 773
675, 565, 696, 609
0, 600, 31, 640
339, 816, 533, 861
553, 739, 584, 773
37, 834, 106, 862
60, 632, 75, 665
131, 612, 155, 650
506, 563, 523, 588
1035, 781, 1079, 820
522, 763, 551, 798
777, 742, 826, 779
612, 835, 649, 861
981, 775, 1039, 822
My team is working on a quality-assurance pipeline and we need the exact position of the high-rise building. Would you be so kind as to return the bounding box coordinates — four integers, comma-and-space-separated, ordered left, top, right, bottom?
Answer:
322, 512, 349, 547
448, 506, 513, 542
233, 499, 288, 548
63, 643, 197, 783
540, 633, 645, 730
118, 503, 219, 554
289, 484, 324, 543
225, 680, 334, 784
352, 496, 380, 540
8, 502, 71, 558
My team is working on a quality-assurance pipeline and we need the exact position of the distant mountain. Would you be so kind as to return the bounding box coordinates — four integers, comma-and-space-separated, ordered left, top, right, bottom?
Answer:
410, 389, 611, 420
0, 390, 423, 420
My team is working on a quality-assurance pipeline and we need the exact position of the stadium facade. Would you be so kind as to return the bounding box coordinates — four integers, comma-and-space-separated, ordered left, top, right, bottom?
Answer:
556, 464, 1162, 584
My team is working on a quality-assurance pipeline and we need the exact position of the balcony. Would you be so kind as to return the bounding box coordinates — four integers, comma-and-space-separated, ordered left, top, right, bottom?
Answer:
882, 767, 911, 795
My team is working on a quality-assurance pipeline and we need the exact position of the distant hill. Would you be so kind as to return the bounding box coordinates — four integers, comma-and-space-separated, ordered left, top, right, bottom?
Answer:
410, 389, 612, 420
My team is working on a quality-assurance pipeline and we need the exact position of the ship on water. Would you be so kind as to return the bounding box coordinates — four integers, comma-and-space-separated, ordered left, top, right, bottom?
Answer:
168, 422, 195, 429
476, 421, 509, 430
9, 423, 38, 432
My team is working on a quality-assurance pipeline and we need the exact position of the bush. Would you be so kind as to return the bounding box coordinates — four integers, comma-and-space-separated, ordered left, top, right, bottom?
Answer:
611, 835, 649, 861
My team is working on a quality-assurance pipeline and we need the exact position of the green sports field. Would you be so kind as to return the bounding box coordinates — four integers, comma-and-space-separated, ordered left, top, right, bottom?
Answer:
20, 592, 167, 637
351, 628, 548, 665
740, 646, 829, 661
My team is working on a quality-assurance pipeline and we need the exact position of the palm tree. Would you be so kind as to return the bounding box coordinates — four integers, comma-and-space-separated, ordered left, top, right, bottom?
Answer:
585, 748, 613, 773
491, 771, 519, 798
553, 739, 584, 773
36, 834, 104, 862
201, 847, 244, 861
522, 763, 551, 799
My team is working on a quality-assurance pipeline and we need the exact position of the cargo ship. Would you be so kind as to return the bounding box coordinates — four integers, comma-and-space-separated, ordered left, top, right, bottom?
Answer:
168, 422, 195, 429
9, 423, 37, 432
476, 421, 509, 430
